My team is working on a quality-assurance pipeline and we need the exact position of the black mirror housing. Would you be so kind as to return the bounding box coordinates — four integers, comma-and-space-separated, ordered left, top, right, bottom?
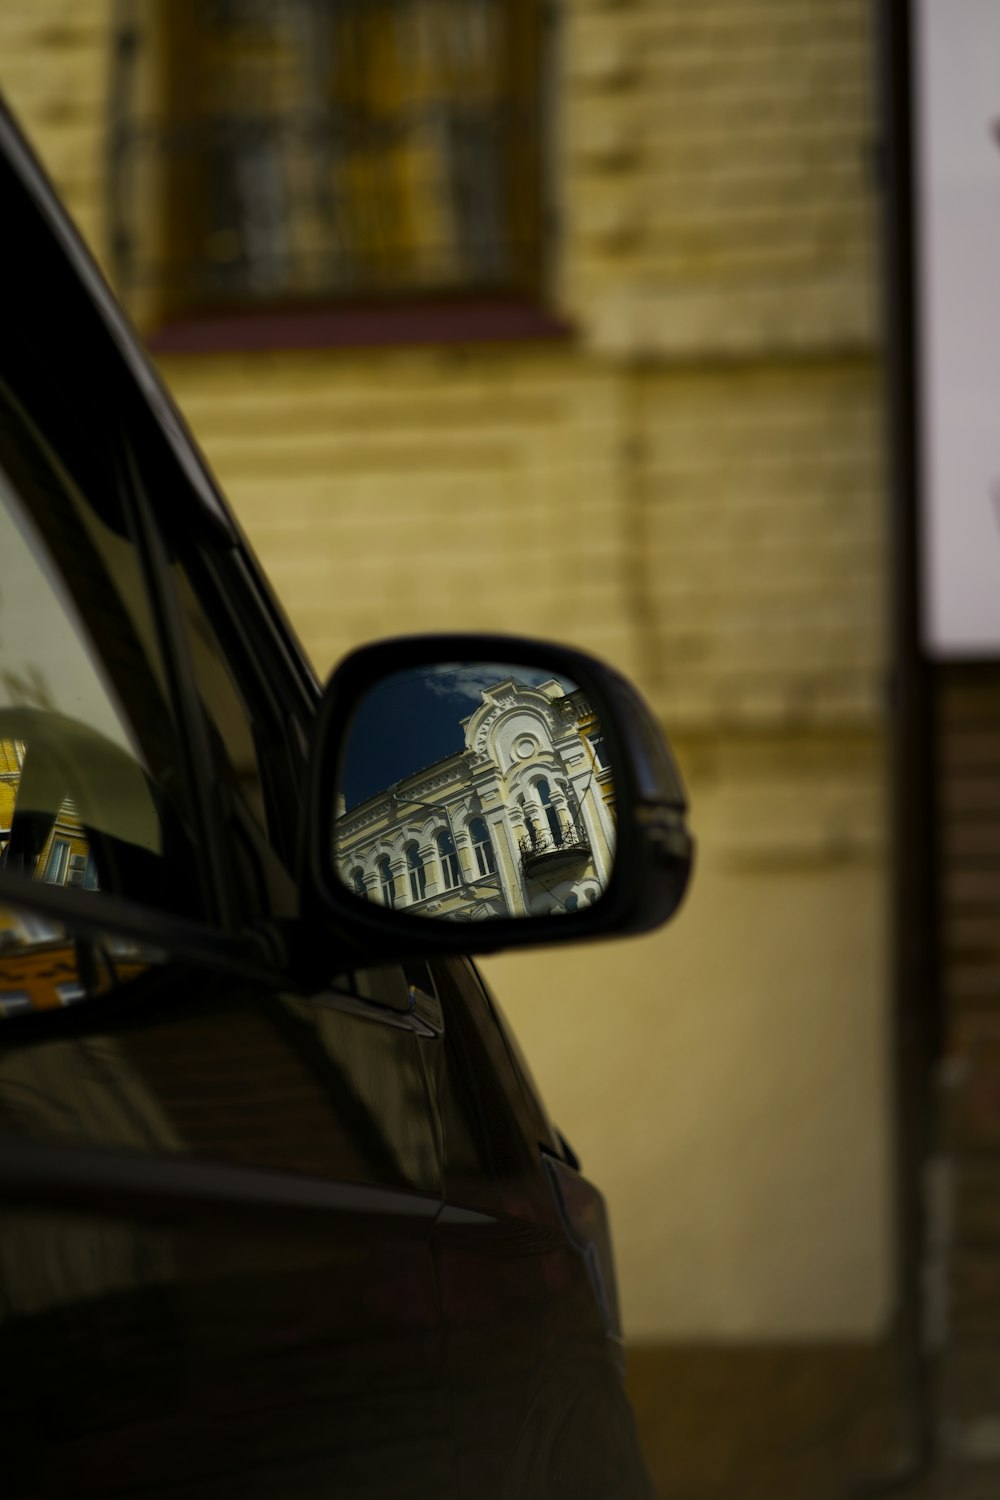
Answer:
302, 634, 693, 957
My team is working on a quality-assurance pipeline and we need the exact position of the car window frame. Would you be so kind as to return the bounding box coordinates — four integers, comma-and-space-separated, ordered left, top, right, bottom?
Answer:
135, 476, 319, 884
0, 357, 264, 939
113, 417, 313, 933
1, 105, 317, 944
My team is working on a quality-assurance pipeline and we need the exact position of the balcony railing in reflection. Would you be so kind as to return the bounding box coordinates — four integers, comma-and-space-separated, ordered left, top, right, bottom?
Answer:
518, 824, 590, 878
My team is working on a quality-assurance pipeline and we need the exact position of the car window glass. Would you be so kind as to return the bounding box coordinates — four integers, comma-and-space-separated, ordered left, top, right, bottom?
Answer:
0, 457, 141, 766
0, 376, 200, 988
171, 565, 269, 833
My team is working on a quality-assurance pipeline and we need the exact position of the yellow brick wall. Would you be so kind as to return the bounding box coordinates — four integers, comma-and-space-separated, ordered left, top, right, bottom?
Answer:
1, 0, 112, 268
160, 349, 639, 675
560, 0, 876, 357
161, 351, 886, 738
1, 0, 891, 1341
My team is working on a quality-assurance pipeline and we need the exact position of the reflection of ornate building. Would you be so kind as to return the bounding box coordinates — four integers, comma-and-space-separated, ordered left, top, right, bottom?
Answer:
335, 679, 616, 920
0, 738, 117, 1017
0, 739, 24, 874
0, 738, 96, 891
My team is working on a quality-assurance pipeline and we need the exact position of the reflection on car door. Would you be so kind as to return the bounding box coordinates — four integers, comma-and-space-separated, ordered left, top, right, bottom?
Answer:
0, 964, 454, 1499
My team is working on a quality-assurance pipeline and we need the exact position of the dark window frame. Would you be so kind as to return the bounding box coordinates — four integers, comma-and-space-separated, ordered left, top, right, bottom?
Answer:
437, 828, 460, 890
109, 0, 570, 354
405, 840, 426, 903
469, 815, 495, 878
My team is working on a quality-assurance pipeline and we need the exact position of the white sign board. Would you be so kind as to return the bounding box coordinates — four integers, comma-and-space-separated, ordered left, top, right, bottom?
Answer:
916, 0, 1000, 655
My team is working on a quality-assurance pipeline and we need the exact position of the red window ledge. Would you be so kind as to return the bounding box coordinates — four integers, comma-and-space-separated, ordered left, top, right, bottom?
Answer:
146, 300, 574, 356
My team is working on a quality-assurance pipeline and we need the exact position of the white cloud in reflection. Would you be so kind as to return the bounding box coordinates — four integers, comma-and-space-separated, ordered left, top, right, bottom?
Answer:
423, 664, 571, 702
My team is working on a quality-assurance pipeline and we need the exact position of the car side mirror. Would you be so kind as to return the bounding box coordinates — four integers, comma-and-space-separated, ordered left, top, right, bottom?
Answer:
303, 635, 693, 956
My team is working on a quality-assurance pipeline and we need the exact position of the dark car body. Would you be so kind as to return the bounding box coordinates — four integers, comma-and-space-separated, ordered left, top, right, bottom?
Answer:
0, 100, 686, 1498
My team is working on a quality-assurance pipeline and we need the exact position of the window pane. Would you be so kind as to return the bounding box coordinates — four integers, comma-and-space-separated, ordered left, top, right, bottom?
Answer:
406, 843, 426, 902
173, 567, 269, 833
437, 829, 459, 889
588, 733, 609, 770
470, 816, 495, 877
112, 0, 545, 312
0, 376, 196, 927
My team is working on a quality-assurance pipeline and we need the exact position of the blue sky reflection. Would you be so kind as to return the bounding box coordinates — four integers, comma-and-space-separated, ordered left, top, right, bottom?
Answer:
339, 662, 578, 811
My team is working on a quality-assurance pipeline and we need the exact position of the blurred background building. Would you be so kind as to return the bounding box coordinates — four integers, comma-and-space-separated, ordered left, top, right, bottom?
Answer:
1, 1, 917, 1493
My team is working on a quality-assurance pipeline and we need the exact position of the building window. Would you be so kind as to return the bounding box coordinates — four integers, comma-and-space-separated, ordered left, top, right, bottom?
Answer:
66, 852, 91, 888
110, 0, 550, 331
559, 779, 581, 835
44, 840, 70, 884
437, 829, 460, 890
535, 778, 562, 845
587, 732, 610, 770
350, 865, 367, 898
378, 855, 395, 908
469, 816, 496, 877
406, 841, 427, 903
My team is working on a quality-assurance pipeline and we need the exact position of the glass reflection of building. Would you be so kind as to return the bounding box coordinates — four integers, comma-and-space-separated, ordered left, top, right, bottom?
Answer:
0, 739, 154, 1016
335, 680, 617, 920
0, 738, 97, 891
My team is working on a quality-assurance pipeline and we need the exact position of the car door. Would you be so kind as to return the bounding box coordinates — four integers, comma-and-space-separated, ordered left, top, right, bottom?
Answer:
0, 963, 456, 1500
426, 958, 656, 1500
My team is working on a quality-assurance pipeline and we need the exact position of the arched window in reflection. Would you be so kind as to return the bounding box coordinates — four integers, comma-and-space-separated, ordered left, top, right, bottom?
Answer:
437, 829, 460, 890
350, 866, 367, 899
517, 793, 539, 852
536, 778, 562, 845
564, 893, 579, 911
469, 816, 495, 877
378, 856, 395, 908
406, 841, 426, 903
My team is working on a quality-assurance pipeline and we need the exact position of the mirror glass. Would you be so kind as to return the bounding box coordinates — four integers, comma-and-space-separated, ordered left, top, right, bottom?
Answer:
333, 662, 617, 921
